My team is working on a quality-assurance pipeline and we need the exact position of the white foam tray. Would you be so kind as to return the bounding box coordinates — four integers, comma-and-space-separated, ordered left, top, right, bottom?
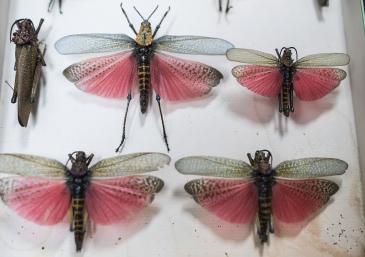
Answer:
0, 0, 364, 256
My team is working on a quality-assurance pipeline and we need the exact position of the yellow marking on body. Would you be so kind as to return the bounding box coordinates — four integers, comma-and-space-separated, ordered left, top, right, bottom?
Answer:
135, 23, 153, 46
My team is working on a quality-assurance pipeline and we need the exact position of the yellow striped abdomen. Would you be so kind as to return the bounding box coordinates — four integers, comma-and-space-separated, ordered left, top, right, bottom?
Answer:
138, 64, 151, 113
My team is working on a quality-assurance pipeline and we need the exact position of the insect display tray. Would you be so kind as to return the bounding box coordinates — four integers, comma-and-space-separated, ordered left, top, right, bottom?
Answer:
0, 0, 364, 257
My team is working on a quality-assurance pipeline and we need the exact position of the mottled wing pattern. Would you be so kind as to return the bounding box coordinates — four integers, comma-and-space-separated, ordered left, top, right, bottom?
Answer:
0, 177, 70, 225
16, 45, 38, 127
155, 35, 234, 55
151, 53, 222, 101
272, 178, 338, 234
295, 53, 350, 68
232, 65, 282, 97
185, 178, 257, 224
63, 51, 137, 98
293, 68, 347, 101
226, 48, 279, 66
175, 156, 252, 178
55, 34, 134, 54
275, 158, 348, 178
90, 153, 170, 177
85, 175, 163, 224
0, 154, 65, 178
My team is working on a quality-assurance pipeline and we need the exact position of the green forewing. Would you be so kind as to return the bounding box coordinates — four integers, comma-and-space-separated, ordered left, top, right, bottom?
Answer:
0, 154, 65, 177
226, 48, 279, 66
175, 156, 253, 178
296, 53, 350, 68
275, 158, 348, 178
90, 152, 171, 177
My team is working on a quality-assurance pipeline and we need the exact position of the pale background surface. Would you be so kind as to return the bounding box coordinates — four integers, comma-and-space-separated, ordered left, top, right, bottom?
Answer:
0, 0, 364, 256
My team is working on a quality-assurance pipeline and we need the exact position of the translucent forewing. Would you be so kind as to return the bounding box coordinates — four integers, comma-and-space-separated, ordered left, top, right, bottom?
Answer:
295, 53, 350, 68
226, 48, 279, 66
90, 152, 171, 178
155, 35, 234, 55
55, 34, 134, 54
275, 158, 348, 178
175, 156, 253, 178
0, 154, 66, 178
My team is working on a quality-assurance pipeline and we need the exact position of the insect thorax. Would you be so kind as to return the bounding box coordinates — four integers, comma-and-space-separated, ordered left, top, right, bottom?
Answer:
135, 22, 154, 46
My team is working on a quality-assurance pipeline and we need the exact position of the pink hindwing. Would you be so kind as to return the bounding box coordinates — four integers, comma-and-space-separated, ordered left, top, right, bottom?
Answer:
151, 52, 222, 101
293, 68, 347, 101
63, 51, 137, 98
231, 65, 282, 97
0, 177, 70, 225
184, 178, 258, 224
85, 175, 163, 225
272, 178, 338, 234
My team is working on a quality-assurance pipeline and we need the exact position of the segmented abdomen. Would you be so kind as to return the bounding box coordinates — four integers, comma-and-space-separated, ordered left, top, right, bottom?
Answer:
281, 82, 291, 115
138, 63, 151, 113
72, 197, 85, 251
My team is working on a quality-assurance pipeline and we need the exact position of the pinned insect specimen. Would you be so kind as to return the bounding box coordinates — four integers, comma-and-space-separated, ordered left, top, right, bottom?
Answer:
175, 150, 347, 243
9, 18, 46, 127
48, 0, 63, 13
219, 0, 232, 13
0, 152, 169, 251
55, 4, 233, 152
226, 47, 349, 117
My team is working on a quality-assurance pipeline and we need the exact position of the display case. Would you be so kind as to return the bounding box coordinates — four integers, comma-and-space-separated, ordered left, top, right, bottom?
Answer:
0, 0, 364, 256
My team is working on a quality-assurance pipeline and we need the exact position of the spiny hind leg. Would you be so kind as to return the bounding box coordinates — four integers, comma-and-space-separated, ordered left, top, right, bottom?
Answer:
115, 92, 132, 153
156, 94, 170, 152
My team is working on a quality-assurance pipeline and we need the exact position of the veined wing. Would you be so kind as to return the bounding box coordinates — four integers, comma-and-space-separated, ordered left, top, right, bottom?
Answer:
151, 52, 222, 101
293, 68, 347, 101
90, 153, 170, 178
232, 65, 282, 97
55, 34, 134, 55
63, 51, 137, 98
185, 178, 257, 224
175, 156, 253, 178
0, 176, 70, 225
272, 178, 338, 235
275, 158, 348, 178
155, 35, 233, 55
86, 175, 163, 225
296, 53, 350, 68
226, 48, 279, 66
0, 154, 65, 178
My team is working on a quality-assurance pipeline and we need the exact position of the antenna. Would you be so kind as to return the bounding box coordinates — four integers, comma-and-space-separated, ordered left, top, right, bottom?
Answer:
147, 5, 159, 20
133, 6, 146, 20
